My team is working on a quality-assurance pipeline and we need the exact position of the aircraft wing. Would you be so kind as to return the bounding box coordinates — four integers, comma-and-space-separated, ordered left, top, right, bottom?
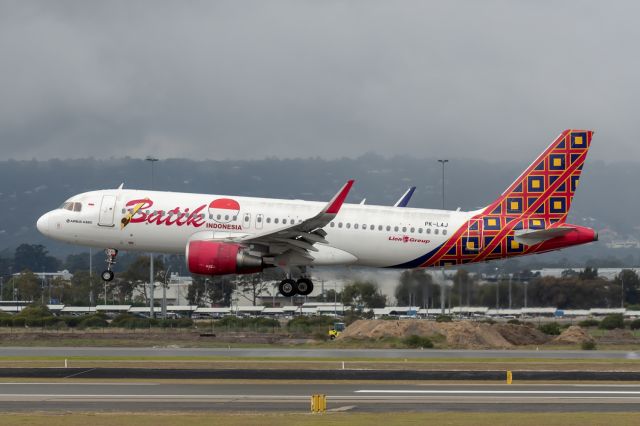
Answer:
394, 186, 416, 207
226, 180, 354, 264
514, 226, 575, 245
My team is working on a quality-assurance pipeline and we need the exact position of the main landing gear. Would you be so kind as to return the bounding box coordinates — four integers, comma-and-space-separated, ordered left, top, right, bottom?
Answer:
101, 248, 118, 282
278, 277, 314, 297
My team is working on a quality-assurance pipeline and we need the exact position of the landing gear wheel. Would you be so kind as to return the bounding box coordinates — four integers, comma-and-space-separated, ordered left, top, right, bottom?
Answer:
102, 248, 118, 282
279, 279, 297, 297
296, 278, 314, 296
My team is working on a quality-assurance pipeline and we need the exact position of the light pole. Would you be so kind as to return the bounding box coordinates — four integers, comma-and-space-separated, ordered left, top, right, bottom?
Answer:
146, 156, 159, 318
508, 273, 512, 309
621, 273, 625, 309
162, 267, 171, 319
438, 159, 449, 209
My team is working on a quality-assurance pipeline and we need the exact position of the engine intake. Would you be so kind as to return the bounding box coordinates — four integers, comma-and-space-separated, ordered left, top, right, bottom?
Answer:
186, 240, 263, 276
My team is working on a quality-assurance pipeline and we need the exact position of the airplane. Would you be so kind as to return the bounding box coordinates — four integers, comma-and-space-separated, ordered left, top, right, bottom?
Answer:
37, 130, 597, 297
360, 186, 416, 207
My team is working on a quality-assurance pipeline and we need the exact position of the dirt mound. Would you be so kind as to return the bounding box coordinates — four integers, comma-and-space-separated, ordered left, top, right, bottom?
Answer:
339, 319, 443, 340
339, 319, 550, 349
494, 323, 550, 345
551, 326, 594, 345
597, 328, 638, 344
438, 321, 513, 349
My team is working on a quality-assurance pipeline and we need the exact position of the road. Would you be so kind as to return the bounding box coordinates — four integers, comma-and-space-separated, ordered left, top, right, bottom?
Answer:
1, 346, 638, 359
0, 382, 639, 412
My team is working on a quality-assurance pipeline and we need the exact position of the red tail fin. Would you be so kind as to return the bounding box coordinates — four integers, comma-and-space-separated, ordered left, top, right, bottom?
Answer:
484, 129, 593, 223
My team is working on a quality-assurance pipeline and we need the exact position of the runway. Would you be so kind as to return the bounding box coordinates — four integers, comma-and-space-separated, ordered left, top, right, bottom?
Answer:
1, 382, 639, 412
1, 367, 639, 381
1, 346, 637, 359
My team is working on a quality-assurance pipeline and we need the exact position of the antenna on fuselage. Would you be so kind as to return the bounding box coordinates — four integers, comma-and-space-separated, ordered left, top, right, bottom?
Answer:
117, 183, 124, 190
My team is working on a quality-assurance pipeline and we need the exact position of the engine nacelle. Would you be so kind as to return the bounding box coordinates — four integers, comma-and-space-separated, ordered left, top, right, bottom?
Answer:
186, 240, 263, 276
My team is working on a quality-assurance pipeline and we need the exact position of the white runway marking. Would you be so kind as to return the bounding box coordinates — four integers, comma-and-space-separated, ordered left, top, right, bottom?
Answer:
356, 389, 640, 395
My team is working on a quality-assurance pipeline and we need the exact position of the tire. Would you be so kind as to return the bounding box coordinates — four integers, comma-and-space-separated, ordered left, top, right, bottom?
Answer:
279, 279, 297, 297
296, 278, 314, 296
101, 270, 114, 282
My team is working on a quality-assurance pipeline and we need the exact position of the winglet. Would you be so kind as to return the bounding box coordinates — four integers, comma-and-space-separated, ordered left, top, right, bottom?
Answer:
394, 186, 416, 207
324, 180, 355, 214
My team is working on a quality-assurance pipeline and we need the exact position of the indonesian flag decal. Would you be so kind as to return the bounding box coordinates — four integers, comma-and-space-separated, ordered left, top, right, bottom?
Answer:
208, 198, 240, 223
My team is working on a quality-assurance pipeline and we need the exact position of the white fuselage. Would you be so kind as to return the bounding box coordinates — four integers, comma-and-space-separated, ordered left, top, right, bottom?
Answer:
37, 189, 475, 268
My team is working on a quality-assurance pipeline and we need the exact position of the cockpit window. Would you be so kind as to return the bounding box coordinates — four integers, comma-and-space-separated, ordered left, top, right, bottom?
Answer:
59, 202, 82, 212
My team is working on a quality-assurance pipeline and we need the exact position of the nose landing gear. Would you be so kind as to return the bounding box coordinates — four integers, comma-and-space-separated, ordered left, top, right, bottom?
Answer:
101, 248, 118, 282
278, 277, 314, 297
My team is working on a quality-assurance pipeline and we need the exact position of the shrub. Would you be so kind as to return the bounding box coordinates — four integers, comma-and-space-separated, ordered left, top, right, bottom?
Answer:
287, 315, 335, 331
217, 316, 280, 330
79, 314, 109, 328
110, 314, 153, 329
581, 341, 597, 350
578, 319, 600, 328
435, 315, 452, 323
538, 322, 562, 336
402, 335, 434, 349
507, 319, 521, 325
629, 319, 640, 330
598, 314, 625, 330
16, 305, 52, 319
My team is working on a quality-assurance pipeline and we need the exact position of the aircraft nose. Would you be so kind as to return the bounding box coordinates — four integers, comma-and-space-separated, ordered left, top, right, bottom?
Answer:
36, 213, 50, 235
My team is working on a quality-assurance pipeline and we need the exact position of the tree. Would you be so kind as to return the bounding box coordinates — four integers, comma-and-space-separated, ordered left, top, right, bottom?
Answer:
188, 275, 234, 306
395, 269, 433, 306
69, 270, 92, 305
13, 244, 60, 273
342, 280, 387, 309
452, 269, 476, 306
579, 267, 598, 280
235, 273, 272, 306
615, 269, 640, 306
120, 256, 165, 303
14, 270, 42, 302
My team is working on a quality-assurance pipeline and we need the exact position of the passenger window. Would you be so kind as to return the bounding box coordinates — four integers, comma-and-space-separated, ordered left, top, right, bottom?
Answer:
410, 227, 415, 233
266, 218, 271, 223
217, 214, 221, 220
394, 226, 399, 232
354, 224, 359, 230
402, 227, 407, 232
346, 223, 351, 229
338, 222, 343, 228
434, 229, 439, 235
443, 230, 447, 235
378, 225, 382, 231
370, 225, 375, 230
244, 216, 249, 222
290, 219, 295, 225
224, 215, 229, 221
209, 214, 213, 219
418, 228, 423, 234
274, 218, 279, 224
386, 225, 391, 231
427, 228, 431, 234
257, 216, 262, 223
330, 222, 335, 227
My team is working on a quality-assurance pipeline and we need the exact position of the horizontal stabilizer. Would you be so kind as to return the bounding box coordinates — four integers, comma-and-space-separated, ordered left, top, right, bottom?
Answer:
514, 226, 575, 245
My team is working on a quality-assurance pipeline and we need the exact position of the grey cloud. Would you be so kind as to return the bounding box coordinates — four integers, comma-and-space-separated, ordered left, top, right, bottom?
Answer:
0, 1, 638, 162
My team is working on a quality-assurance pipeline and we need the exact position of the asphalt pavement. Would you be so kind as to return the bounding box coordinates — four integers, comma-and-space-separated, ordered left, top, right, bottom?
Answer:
1, 346, 638, 359
1, 381, 639, 412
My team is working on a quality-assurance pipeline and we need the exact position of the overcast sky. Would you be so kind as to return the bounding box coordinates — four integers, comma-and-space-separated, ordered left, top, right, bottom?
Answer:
1, 1, 638, 163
